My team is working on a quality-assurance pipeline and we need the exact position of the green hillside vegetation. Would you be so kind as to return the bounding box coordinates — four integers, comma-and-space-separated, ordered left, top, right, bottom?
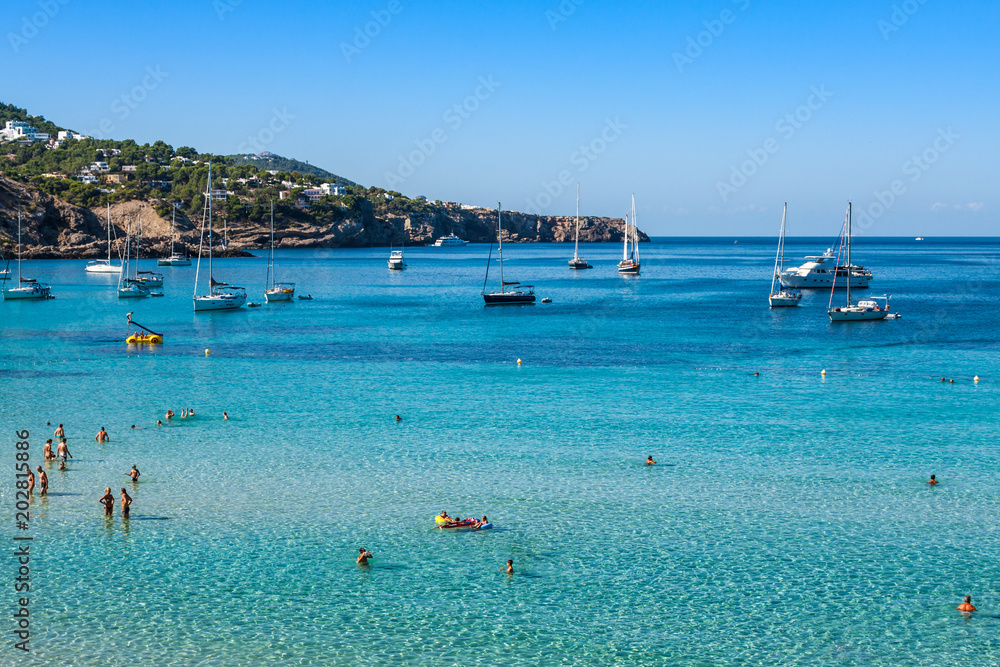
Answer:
227, 153, 355, 185
0, 103, 435, 228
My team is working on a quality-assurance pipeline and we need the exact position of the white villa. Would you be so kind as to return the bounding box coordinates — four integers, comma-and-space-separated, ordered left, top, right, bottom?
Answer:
1, 121, 49, 142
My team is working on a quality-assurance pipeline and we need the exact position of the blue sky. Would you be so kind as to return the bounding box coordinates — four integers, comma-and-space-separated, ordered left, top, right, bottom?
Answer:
2, 0, 997, 235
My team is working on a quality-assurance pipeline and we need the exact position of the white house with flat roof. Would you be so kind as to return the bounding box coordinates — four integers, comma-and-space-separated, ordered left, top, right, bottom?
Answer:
1, 121, 50, 142
320, 183, 346, 196
57, 130, 87, 141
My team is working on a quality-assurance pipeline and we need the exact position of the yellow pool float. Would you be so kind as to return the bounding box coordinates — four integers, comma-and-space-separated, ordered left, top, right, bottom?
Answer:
127, 333, 163, 345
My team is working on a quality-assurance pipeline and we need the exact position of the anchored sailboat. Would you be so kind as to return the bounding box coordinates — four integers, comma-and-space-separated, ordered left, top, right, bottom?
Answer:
194, 164, 246, 311
568, 184, 591, 269
482, 202, 535, 305
617, 194, 641, 275
85, 202, 123, 274
768, 202, 802, 307
264, 201, 295, 301
118, 214, 150, 299
2, 212, 52, 300
158, 204, 191, 266
134, 207, 164, 289
828, 202, 894, 321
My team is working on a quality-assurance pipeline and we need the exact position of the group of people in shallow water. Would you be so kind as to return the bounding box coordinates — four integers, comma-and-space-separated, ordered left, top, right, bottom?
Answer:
435, 511, 491, 530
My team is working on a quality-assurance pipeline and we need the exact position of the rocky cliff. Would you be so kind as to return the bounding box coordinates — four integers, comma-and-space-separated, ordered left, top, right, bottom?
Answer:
0, 176, 648, 259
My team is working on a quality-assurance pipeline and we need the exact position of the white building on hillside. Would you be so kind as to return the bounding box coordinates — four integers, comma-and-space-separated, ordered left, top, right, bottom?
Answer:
1, 121, 50, 142
57, 130, 87, 141
320, 183, 346, 196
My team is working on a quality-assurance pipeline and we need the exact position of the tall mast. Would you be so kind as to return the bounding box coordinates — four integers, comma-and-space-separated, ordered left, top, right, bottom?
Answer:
106, 201, 112, 263
630, 194, 638, 263
622, 214, 629, 261
497, 202, 504, 294
573, 183, 580, 261
846, 202, 852, 305
17, 211, 22, 282
771, 202, 786, 295
268, 199, 275, 289
170, 206, 175, 256
207, 163, 213, 288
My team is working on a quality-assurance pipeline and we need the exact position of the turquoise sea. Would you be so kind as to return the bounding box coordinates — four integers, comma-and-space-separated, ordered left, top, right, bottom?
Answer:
2, 237, 999, 666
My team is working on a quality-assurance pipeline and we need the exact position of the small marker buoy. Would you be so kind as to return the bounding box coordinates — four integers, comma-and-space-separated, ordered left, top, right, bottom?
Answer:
205, 349, 210, 356
517, 358, 522, 365
941, 377, 946, 382
950, 379, 954, 383
974, 376, 980, 382
821, 369, 827, 376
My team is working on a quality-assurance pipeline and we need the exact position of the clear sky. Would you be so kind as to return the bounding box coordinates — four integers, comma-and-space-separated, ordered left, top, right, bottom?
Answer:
2, 0, 997, 235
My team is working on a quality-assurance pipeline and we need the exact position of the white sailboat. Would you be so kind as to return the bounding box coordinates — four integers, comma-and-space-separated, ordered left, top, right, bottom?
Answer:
264, 201, 295, 301
133, 208, 164, 289
617, 194, 640, 274
828, 202, 894, 321
2, 212, 52, 300
568, 184, 592, 269
85, 202, 123, 274
158, 205, 191, 266
118, 214, 150, 299
194, 164, 246, 311
482, 202, 535, 304
768, 202, 802, 307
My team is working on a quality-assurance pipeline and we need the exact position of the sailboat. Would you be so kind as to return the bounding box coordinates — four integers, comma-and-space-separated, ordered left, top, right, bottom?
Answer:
768, 202, 802, 307
828, 202, 893, 321
568, 184, 591, 269
193, 163, 246, 311
118, 214, 150, 299
264, 201, 295, 301
85, 202, 123, 274
2, 212, 52, 300
617, 194, 641, 274
482, 202, 535, 305
158, 205, 191, 265
133, 207, 164, 289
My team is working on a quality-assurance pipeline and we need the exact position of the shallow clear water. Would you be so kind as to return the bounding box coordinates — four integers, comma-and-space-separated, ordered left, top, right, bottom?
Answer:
2, 238, 999, 666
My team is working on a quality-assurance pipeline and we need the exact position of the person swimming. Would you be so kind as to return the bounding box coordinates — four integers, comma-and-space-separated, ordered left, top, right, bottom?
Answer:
95, 427, 110, 443
504, 559, 514, 574
957, 595, 977, 612
357, 547, 374, 564
54, 423, 64, 438
646, 456, 656, 466
223, 412, 229, 420
165, 410, 174, 420
927, 475, 939, 485
395, 415, 402, 421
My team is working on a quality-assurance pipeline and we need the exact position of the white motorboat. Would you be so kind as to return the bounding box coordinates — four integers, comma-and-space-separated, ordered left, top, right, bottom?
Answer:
2, 212, 52, 301
828, 202, 894, 322
387, 249, 406, 270
779, 247, 871, 288
194, 164, 246, 312
568, 184, 592, 269
86, 203, 123, 274
483, 203, 534, 305
617, 195, 641, 275
264, 201, 295, 302
768, 202, 802, 307
433, 233, 468, 247
159, 207, 191, 265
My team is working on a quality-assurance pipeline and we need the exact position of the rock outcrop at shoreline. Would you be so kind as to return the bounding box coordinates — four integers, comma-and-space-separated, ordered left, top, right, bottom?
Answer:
0, 175, 648, 259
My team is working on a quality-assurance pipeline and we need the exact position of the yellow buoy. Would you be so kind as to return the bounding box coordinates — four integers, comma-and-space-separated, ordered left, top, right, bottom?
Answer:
205, 349, 210, 356
974, 376, 980, 382
821, 369, 826, 376
517, 358, 522, 365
